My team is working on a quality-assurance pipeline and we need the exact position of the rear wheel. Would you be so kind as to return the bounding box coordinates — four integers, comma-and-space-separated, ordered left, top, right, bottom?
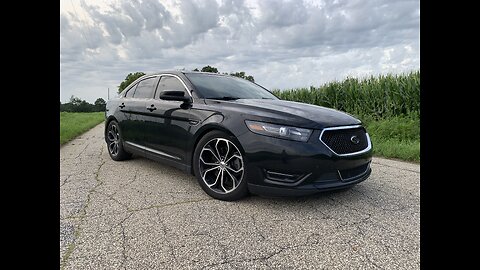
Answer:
106, 120, 132, 161
193, 131, 248, 201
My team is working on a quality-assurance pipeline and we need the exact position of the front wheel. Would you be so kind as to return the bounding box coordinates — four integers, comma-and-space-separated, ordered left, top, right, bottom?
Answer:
193, 131, 248, 201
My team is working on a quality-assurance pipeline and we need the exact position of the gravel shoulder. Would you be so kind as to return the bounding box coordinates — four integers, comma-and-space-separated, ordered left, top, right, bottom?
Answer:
60, 123, 420, 269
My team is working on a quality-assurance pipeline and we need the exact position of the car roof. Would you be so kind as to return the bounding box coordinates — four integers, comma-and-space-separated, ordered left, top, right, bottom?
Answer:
148, 70, 229, 77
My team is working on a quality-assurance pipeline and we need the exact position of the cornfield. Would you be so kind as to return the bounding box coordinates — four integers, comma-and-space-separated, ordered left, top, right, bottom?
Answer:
272, 71, 420, 119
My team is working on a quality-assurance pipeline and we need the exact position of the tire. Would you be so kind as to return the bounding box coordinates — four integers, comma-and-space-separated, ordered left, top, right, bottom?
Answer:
106, 120, 132, 161
193, 130, 249, 201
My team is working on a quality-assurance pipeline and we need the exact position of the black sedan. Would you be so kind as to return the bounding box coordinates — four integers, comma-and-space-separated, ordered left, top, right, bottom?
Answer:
105, 71, 372, 201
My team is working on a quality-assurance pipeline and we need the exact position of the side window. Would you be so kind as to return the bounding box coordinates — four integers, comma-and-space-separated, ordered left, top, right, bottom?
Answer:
156, 76, 186, 98
125, 83, 137, 98
133, 77, 157, 99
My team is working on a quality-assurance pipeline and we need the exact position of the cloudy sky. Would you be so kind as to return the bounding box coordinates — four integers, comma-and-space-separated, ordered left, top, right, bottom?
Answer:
60, 0, 419, 103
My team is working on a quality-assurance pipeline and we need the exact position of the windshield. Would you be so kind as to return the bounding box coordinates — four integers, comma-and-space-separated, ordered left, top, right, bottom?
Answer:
185, 73, 278, 100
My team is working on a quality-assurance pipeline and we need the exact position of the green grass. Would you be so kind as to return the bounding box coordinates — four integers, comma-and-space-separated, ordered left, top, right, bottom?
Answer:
60, 112, 105, 145
273, 71, 420, 162
361, 115, 420, 162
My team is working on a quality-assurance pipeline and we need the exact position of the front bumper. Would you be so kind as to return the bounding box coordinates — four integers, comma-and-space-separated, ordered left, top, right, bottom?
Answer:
236, 129, 373, 197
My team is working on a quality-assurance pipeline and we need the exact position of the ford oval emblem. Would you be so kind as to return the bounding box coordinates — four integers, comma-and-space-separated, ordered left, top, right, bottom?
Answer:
350, 135, 360, 144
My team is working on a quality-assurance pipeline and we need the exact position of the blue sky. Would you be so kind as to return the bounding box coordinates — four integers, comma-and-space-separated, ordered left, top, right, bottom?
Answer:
60, 0, 419, 103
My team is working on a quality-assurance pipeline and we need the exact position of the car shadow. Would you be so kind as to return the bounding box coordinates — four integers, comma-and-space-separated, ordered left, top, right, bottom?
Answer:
244, 187, 358, 204
127, 154, 369, 206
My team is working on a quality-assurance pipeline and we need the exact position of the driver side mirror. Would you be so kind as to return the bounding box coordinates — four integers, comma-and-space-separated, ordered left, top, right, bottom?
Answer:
160, 90, 192, 104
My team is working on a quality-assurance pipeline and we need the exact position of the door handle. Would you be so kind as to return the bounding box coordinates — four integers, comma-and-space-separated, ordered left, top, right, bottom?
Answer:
119, 103, 125, 109
147, 105, 157, 112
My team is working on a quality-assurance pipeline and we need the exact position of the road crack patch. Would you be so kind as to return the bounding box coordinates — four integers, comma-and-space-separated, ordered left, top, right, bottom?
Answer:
127, 197, 213, 213
119, 213, 133, 270
60, 147, 106, 270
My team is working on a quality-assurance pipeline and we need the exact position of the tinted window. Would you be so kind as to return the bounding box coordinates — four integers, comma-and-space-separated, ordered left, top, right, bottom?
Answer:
133, 77, 157, 98
125, 83, 137, 98
156, 76, 186, 97
184, 73, 277, 100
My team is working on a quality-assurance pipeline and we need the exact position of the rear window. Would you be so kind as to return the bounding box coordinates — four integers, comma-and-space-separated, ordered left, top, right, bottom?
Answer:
133, 77, 157, 99
125, 84, 137, 98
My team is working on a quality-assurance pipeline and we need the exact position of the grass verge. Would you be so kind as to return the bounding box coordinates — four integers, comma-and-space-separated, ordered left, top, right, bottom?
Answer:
60, 112, 105, 145
360, 114, 420, 162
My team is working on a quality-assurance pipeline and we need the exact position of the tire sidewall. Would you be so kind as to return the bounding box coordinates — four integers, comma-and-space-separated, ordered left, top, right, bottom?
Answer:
193, 130, 248, 201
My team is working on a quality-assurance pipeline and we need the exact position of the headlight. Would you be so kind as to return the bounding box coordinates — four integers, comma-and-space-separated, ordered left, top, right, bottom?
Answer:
245, 120, 312, 142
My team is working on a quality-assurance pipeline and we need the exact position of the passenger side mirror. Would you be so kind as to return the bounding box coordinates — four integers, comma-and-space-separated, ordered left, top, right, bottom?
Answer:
160, 90, 192, 104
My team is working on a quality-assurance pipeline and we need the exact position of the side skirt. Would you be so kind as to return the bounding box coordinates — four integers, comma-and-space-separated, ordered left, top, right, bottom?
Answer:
123, 142, 191, 173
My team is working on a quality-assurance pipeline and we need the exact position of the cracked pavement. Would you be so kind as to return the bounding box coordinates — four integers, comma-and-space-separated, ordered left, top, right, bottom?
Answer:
60, 123, 420, 269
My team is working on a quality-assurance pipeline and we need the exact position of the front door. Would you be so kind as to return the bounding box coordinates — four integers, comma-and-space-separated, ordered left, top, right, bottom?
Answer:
143, 75, 198, 162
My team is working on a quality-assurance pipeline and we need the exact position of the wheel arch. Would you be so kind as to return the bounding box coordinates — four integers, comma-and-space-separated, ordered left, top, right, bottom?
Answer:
189, 124, 236, 174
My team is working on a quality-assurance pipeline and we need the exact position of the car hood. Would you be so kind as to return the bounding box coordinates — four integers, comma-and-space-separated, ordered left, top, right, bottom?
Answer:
204, 99, 361, 129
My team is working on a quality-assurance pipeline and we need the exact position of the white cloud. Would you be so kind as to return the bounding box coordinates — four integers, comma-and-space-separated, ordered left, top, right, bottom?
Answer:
60, 0, 419, 103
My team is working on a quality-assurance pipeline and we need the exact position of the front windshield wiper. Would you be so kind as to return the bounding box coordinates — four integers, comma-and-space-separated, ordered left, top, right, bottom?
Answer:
207, 96, 240, 101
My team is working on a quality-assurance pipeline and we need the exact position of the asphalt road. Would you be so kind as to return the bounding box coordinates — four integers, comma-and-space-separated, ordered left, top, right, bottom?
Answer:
60, 123, 420, 269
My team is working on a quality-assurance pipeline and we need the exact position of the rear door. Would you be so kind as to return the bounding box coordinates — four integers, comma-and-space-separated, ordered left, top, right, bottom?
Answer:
122, 76, 159, 147
117, 83, 138, 142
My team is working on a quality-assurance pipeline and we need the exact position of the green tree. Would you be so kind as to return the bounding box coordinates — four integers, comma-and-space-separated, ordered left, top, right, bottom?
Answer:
70, 95, 83, 106
78, 100, 92, 112
193, 66, 255, 82
201, 65, 218, 73
60, 95, 105, 112
230, 71, 255, 82
245, 75, 254, 82
118, 72, 145, 93
94, 98, 106, 112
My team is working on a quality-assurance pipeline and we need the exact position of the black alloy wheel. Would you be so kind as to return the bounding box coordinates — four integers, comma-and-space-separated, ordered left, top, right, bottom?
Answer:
106, 120, 132, 161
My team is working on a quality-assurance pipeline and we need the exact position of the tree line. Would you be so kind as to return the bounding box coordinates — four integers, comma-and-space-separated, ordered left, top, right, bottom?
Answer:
60, 96, 106, 112
118, 66, 255, 93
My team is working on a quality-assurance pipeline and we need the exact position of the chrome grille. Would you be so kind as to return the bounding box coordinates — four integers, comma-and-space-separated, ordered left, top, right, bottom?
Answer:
320, 125, 371, 156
